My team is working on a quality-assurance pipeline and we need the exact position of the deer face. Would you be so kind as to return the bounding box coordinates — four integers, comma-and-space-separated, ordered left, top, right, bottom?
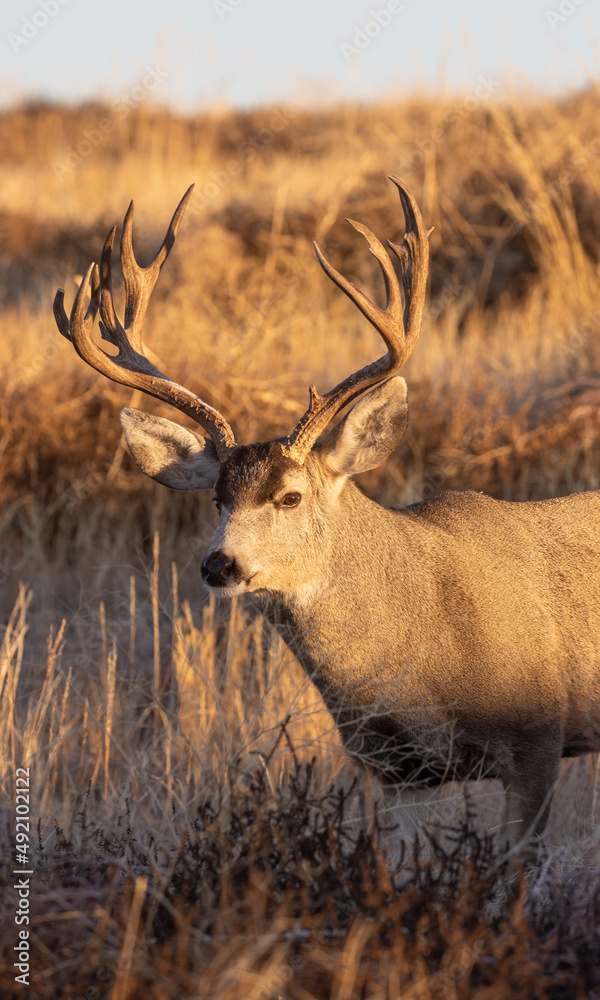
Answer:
119, 377, 409, 599
202, 442, 323, 597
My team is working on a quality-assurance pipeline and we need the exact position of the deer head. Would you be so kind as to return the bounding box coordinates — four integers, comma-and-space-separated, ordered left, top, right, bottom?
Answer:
54, 178, 430, 599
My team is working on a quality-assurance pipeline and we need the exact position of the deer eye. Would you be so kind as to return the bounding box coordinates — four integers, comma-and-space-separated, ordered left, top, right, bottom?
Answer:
280, 492, 301, 508
213, 498, 222, 512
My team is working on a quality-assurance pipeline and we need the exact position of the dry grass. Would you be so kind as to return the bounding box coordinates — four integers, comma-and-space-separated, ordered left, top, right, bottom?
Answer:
1, 87, 600, 997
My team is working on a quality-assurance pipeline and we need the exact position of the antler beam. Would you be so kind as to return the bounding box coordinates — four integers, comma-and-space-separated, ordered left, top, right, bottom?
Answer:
281, 176, 430, 464
53, 186, 238, 461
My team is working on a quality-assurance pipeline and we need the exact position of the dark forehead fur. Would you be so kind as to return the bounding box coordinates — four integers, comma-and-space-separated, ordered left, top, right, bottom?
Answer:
216, 441, 305, 508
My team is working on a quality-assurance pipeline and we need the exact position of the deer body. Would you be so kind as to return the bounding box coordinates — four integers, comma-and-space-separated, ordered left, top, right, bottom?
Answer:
54, 178, 600, 853
283, 485, 600, 753
206, 437, 600, 838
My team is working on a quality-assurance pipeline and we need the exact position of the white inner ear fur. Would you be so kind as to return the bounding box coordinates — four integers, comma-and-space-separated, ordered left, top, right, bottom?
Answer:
321, 377, 408, 477
120, 408, 220, 491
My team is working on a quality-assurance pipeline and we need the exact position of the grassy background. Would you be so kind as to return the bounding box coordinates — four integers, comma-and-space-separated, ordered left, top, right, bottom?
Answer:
1, 87, 600, 996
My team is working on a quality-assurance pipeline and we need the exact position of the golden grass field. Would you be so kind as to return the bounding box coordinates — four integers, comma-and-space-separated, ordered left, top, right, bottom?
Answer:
1, 86, 600, 997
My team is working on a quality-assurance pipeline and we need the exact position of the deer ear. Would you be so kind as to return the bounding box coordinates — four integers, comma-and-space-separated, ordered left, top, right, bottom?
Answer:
120, 408, 220, 490
320, 377, 408, 476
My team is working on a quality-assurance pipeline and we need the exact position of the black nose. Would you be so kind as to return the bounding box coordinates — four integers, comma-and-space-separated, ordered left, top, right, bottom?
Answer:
201, 550, 237, 587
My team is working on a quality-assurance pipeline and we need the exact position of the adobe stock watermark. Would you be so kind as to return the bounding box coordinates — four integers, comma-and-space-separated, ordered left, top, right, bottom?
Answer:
11, 336, 60, 388
231, 247, 319, 343
397, 75, 501, 175
187, 108, 296, 215
60, 459, 113, 513
0, 558, 19, 584
545, 0, 586, 30
340, 1, 403, 62
212, 0, 245, 19
553, 306, 600, 368
8, 0, 72, 53
426, 276, 467, 323
13, 767, 32, 987
52, 66, 168, 179
510, 135, 600, 233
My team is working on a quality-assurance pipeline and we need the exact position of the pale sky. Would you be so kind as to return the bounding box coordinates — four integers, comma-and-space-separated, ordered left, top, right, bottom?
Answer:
1, 0, 598, 110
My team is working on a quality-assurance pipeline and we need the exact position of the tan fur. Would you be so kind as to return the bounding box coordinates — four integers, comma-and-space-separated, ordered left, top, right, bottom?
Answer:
285, 479, 597, 848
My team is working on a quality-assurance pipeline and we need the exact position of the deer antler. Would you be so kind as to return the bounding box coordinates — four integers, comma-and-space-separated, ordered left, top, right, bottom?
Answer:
281, 176, 430, 464
53, 186, 238, 461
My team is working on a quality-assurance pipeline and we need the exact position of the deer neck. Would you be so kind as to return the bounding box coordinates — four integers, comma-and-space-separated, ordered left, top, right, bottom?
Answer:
258, 482, 420, 686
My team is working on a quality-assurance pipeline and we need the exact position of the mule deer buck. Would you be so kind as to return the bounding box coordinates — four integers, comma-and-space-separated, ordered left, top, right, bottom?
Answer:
54, 178, 600, 856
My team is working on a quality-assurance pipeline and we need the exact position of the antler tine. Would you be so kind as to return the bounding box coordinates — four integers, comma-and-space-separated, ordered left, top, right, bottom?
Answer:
54, 260, 101, 344
118, 186, 192, 350
53, 187, 238, 460
281, 178, 430, 464
97, 225, 119, 347
314, 217, 405, 367
97, 186, 193, 353
387, 175, 431, 358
